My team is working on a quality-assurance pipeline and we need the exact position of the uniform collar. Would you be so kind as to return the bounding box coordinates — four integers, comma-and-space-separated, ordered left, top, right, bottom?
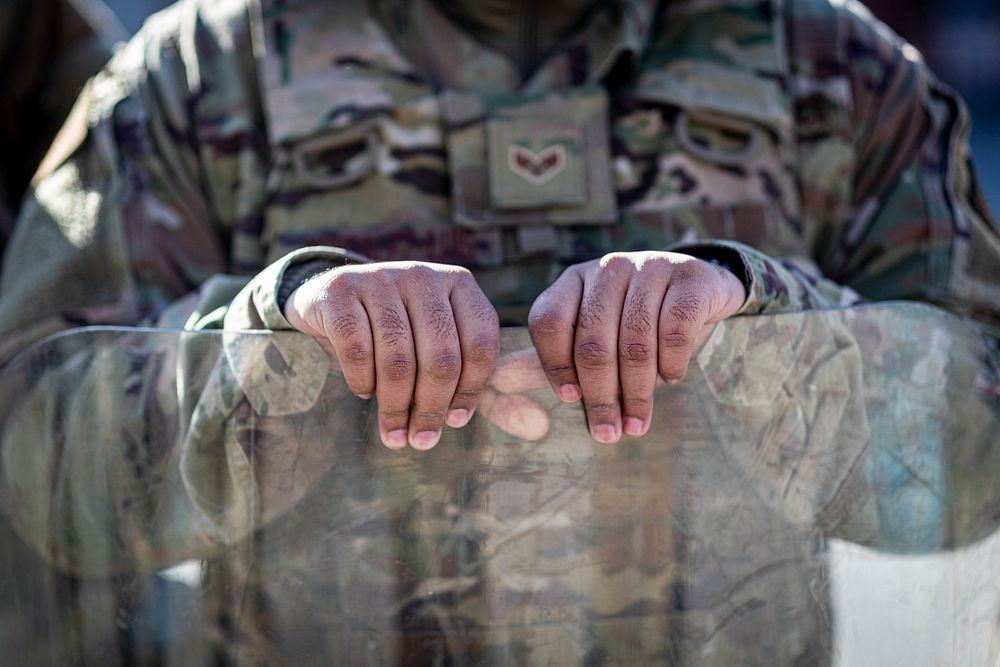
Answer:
376, 0, 662, 93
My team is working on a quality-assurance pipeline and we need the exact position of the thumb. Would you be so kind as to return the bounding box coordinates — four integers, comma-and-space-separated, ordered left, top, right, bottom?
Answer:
478, 386, 551, 442
488, 348, 549, 394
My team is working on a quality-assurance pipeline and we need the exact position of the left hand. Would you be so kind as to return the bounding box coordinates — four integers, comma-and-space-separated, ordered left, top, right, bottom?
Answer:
528, 251, 746, 443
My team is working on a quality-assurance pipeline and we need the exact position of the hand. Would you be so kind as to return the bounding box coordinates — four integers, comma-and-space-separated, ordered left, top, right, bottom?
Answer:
477, 349, 551, 442
528, 251, 746, 443
284, 262, 500, 451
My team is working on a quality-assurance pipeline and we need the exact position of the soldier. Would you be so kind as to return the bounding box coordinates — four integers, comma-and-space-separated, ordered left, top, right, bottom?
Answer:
3, 0, 997, 444
0, 0, 998, 664
0, 0, 123, 261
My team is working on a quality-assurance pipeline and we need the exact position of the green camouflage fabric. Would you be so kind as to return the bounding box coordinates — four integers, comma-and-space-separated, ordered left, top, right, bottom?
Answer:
0, 307, 997, 665
0, 0, 123, 261
0, 2, 121, 662
0, 0, 999, 663
2, 0, 999, 355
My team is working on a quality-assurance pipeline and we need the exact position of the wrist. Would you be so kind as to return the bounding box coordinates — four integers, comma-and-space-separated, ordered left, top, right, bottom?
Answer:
277, 259, 339, 315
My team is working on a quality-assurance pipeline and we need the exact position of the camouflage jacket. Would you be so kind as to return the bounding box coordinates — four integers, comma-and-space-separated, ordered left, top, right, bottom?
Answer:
1, 0, 999, 664
0, 0, 122, 260
1, 0, 998, 353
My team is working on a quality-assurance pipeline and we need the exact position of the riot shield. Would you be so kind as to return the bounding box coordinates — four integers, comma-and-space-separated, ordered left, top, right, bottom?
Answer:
0, 303, 997, 666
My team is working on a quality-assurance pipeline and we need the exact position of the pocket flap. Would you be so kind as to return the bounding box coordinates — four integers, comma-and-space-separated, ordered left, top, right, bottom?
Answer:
635, 60, 790, 130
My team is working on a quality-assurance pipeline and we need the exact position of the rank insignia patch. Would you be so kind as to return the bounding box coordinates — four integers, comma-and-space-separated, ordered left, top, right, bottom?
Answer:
444, 86, 616, 225
508, 144, 567, 185
486, 120, 585, 209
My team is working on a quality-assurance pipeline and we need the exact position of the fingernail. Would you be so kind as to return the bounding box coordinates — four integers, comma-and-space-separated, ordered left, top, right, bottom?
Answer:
624, 417, 646, 437
446, 409, 470, 428
411, 430, 441, 451
384, 429, 408, 450
357, 393, 373, 400
558, 384, 582, 402
592, 424, 621, 444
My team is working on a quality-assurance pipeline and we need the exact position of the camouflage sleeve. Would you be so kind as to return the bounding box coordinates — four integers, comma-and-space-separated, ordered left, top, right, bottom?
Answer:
0, 2, 367, 353
675, 0, 1000, 335
0, 2, 361, 572
1, 3, 243, 357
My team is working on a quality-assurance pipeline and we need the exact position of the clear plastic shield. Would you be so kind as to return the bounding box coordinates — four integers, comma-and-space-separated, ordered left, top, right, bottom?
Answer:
0, 303, 997, 665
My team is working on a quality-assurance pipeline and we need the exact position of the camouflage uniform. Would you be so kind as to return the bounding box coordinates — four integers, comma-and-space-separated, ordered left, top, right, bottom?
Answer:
0, 0, 999, 664
0, 0, 122, 260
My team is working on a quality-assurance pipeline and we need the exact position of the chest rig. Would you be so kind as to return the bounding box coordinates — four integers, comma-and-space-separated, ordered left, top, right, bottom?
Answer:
252, 0, 802, 317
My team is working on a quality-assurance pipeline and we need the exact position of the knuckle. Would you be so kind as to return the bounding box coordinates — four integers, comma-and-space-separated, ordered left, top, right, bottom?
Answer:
405, 263, 437, 285
665, 292, 706, 325
599, 253, 633, 273
528, 308, 570, 338
465, 333, 499, 366
584, 401, 618, 418
659, 329, 693, 350
379, 407, 410, 421
341, 341, 372, 365
451, 265, 474, 282
669, 260, 704, 285
426, 352, 462, 381
381, 353, 415, 381
411, 409, 447, 425
620, 341, 653, 365
575, 340, 613, 370
622, 395, 653, 410
450, 389, 481, 404
329, 312, 362, 341
541, 362, 576, 377
320, 273, 359, 303
369, 268, 397, 290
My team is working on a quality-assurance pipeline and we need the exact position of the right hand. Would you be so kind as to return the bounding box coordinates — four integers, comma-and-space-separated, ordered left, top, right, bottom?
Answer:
284, 262, 500, 451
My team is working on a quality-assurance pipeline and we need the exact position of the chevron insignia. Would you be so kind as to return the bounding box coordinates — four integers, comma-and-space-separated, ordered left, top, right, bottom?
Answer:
507, 144, 567, 185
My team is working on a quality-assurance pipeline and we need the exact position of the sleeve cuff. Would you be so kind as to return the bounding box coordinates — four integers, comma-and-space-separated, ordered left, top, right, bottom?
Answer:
667, 239, 758, 314
671, 239, 864, 315
223, 246, 369, 331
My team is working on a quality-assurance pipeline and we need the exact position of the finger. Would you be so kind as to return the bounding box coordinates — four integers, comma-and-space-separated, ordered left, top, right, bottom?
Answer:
574, 259, 631, 444
363, 290, 416, 450
402, 273, 462, 450
657, 263, 712, 384
447, 277, 500, 428
528, 266, 584, 403
618, 273, 667, 438
282, 271, 354, 380
489, 349, 548, 394
323, 299, 376, 400
478, 387, 551, 442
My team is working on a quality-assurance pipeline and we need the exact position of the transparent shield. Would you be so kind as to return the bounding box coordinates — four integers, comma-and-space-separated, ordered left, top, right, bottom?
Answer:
0, 303, 997, 665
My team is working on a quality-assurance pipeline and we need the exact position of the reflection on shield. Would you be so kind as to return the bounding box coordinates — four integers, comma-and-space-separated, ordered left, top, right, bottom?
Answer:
0, 304, 998, 665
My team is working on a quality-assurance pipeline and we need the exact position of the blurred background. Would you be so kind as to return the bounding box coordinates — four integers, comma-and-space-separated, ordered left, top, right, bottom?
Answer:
866, 0, 1000, 210
107, 0, 1000, 209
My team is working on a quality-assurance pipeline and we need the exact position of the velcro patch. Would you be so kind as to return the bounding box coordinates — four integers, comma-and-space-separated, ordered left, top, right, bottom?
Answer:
443, 85, 617, 228
487, 119, 585, 209
486, 118, 587, 210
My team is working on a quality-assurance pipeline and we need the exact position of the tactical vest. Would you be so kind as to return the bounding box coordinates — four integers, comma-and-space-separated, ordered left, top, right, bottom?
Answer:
251, 0, 809, 322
